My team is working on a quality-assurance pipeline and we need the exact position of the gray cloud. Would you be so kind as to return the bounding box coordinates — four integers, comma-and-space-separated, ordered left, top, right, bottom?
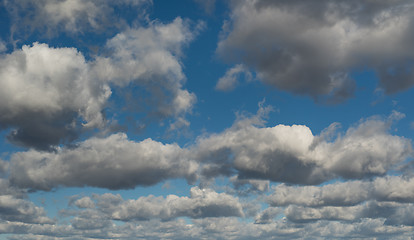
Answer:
230, 176, 270, 196
284, 201, 414, 227
88, 187, 244, 221
93, 17, 199, 120
2, 211, 414, 239
0, 43, 110, 150
215, 64, 252, 91
196, 112, 412, 184
217, 0, 414, 102
0, 177, 52, 225
0, 17, 200, 150
9, 133, 197, 190
254, 207, 282, 224
268, 176, 414, 207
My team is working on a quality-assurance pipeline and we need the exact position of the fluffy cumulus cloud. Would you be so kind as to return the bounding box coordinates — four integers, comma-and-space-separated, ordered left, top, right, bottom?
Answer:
9, 133, 197, 190
196, 113, 412, 184
217, 0, 414, 101
0, 16, 199, 150
0, 43, 110, 150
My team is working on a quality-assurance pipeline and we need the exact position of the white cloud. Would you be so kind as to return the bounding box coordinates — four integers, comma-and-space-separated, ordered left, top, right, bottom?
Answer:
216, 64, 252, 91
0, 17, 201, 150
0, 43, 110, 149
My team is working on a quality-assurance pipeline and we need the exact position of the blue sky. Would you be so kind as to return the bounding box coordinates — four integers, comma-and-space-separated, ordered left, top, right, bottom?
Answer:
1, 0, 414, 239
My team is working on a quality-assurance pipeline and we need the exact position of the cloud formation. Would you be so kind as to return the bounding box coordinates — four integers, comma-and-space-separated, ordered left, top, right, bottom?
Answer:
93, 17, 199, 118
0, 43, 110, 150
74, 187, 244, 221
10, 133, 197, 190
196, 113, 412, 184
217, 0, 414, 101
268, 176, 414, 207
0, 17, 200, 150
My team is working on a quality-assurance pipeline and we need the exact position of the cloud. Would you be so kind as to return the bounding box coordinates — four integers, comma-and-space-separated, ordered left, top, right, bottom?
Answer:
196, 112, 412, 184
73, 196, 95, 209
0, 43, 110, 150
215, 64, 252, 91
0, 17, 201, 150
0, 40, 6, 52
217, 0, 414, 102
0, 177, 52, 224
93, 17, 198, 118
283, 201, 414, 227
254, 207, 282, 224
0, 195, 53, 224
2, 210, 414, 239
86, 187, 244, 221
9, 133, 197, 190
230, 176, 270, 196
194, 0, 216, 15
4, 0, 151, 38
266, 175, 414, 208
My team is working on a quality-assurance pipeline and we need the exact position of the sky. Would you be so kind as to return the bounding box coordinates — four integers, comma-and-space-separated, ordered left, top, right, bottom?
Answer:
0, 0, 414, 239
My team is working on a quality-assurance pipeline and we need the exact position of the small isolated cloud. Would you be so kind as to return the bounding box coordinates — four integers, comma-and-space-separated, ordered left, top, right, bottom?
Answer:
217, 0, 414, 102
9, 133, 197, 190
216, 64, 252, 91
